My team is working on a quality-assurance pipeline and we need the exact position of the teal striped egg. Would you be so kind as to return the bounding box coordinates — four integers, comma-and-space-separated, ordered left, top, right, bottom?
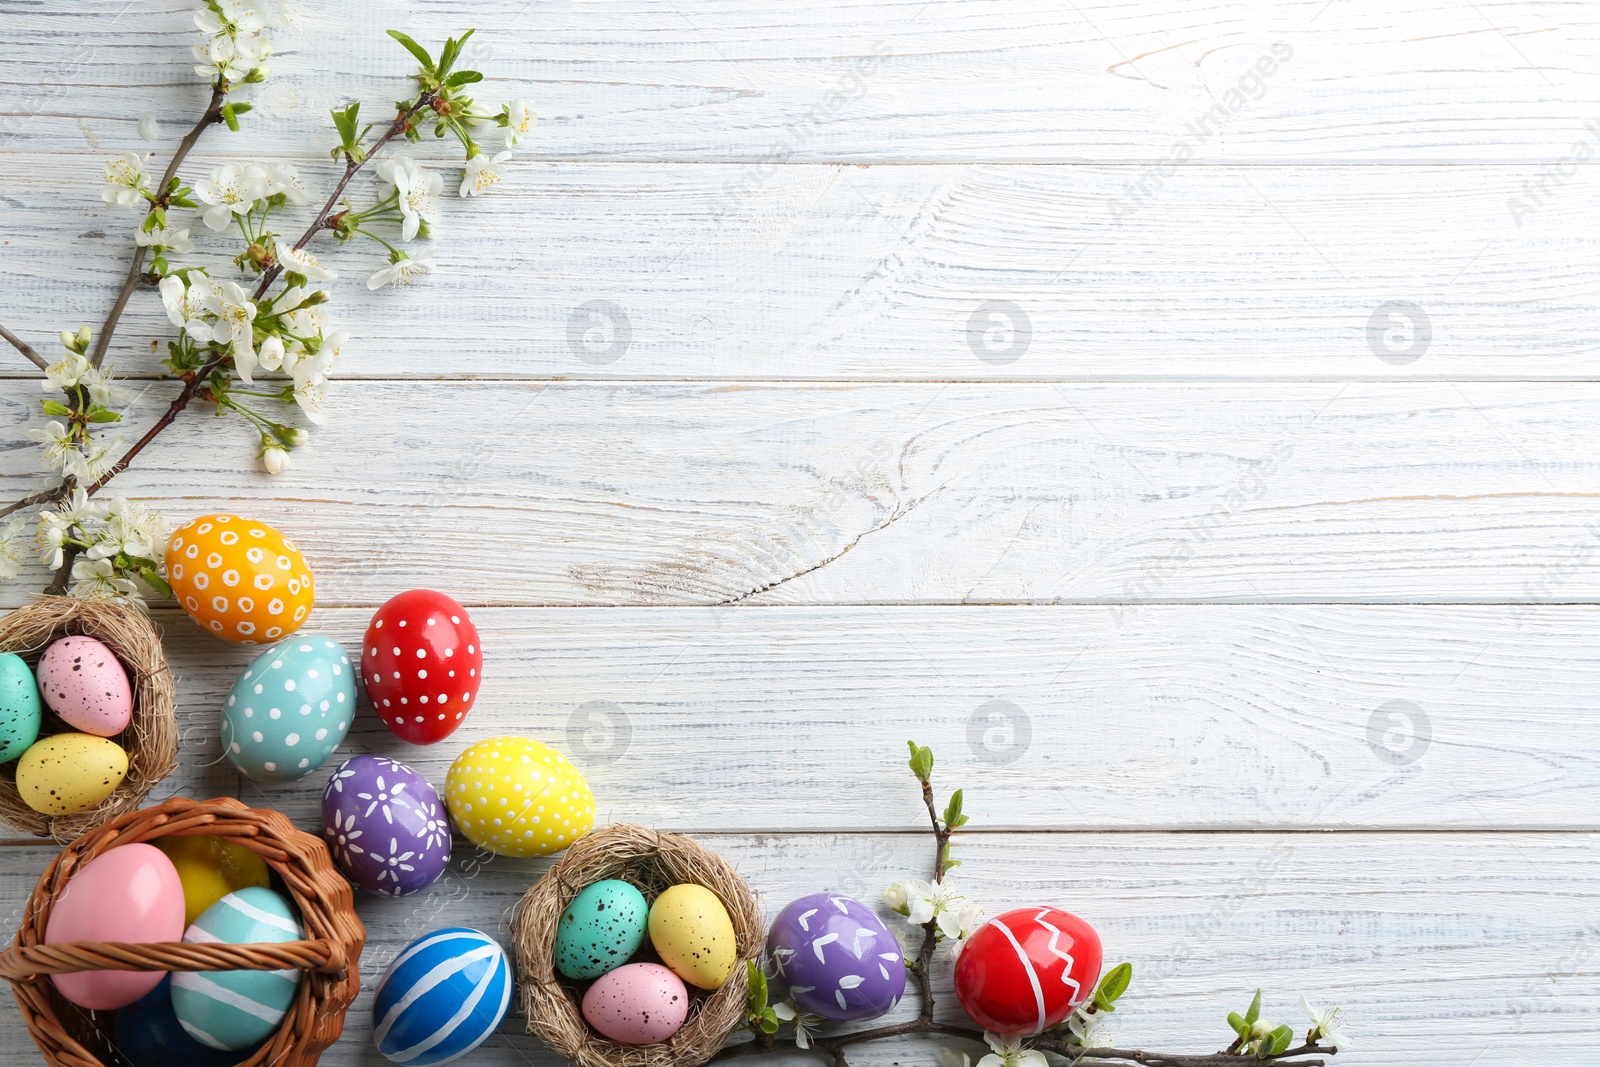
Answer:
170, 887, 304, 1050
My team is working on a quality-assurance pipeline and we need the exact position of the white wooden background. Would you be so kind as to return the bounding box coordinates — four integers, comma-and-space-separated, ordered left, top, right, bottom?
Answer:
3, 0, 1599, 1063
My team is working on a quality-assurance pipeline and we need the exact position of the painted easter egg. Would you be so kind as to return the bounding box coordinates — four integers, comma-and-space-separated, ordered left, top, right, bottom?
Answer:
34, 635, 133, 736
953, 906, 1102, 1035
221, 634, 355, 783
166, 514, 315, 644
113, 976, 258, 1067
0, 651, 43, 762
372, 927, 512, 1066
554, 878, 650, 980
362, 590, 483, 745
581, 962, 689, 1046
16, 733, 128, 815
171, 887, 304, 1050
767, 893, 906, 1022
322, 755, 452, 896
648, 883, 738, 990
154, 834, 272, 927
443, 736, 594, 858
44, 842, 184, 1010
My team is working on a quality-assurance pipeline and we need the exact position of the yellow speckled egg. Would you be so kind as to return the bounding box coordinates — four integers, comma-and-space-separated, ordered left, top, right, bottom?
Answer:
444, 736, 594, 857
165, 514, 314, 645
648, 883, 738, 989
155, 835, 272, 927
16, 733, 129, 815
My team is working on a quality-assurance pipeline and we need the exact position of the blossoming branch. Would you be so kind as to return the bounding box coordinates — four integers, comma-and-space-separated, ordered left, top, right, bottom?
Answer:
0, 2, 533, 603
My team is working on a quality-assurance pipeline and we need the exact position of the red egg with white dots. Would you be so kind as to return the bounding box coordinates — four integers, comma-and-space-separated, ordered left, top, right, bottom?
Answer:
362, 590, 482, 745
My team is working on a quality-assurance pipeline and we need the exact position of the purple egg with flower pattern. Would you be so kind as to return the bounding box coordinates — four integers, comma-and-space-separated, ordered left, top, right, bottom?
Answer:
321, 755, 451, 896
767, 893, 906, 1022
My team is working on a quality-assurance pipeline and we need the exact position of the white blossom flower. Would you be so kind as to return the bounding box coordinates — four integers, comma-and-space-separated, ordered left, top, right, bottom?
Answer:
195, 162, 262, 231
102, 152, 149, 207
80, 363, 127, 409
459, 150, 511, 197
61, 434, 122, 485
281, 300, 329, 338
204, 280, 259, 379
159, 274, 218, 341
260, 443, 290, 474
263, 161, 314, 204
1301, 998, 1351, 1051
135, 222, 194, 254
27, 421, 77, 474
35, 489, 108, 569
291, 368, 327, 425
193, 1, 271, 82
977, 1032, 1046, 1067
367, 252, 434, 290
40, 353, 91, 392
1065, 1008, 1113, 1048
68, 557, 140, 602
885, 878, 980, 940
377, 155, 442, 240
504, 98, 536, 148
769, 1003, 823, 1050
88, 497, 167, 561
276, 243, 337, 281
0, 515, 28, 583
255, 334, 285, 374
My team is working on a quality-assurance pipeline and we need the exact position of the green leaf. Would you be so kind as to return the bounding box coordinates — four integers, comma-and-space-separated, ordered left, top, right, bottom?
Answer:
1227, 1012, 1247, 1036
907, 740, 933, 782
1268, 1024, 1294, 1055
758, 1007, 780, 1034
1094, 962, 1132, 1010
87, 409, 122, 423
221, 102, 241, 131
136, 564, 173, 599
942, 788, 964, 828
41, 399, 71, 416
387, 29, 437, 73
445, 69, 483, 87
1244, 989, 1261, 1028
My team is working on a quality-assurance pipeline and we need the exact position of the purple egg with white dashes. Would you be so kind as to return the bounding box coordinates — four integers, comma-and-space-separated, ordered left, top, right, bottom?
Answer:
766, 893, 906, 1022
321, 755, 451, 897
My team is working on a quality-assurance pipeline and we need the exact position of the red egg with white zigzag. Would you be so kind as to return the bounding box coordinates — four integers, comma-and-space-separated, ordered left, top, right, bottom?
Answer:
953, 906, 1102, 1035
361, 590, 482, 745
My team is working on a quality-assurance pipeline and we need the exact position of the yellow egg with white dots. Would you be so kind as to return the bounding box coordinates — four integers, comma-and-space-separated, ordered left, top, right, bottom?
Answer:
444, 736, 595, 857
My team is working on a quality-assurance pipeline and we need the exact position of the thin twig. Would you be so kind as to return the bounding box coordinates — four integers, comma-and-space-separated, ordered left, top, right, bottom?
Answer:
1, 322, 48, 371
91, 82, 228, 370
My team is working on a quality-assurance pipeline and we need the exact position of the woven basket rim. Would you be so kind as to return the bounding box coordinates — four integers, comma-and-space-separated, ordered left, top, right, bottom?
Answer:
0, 596, 178, 843
511, 822, 763, 1067
2, 795, 366, 1067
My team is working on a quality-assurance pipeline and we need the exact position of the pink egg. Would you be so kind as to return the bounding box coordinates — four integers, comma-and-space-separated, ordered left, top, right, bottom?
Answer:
44, 843, 185, 1009
581, 962, 690, 1045
35, 636, 133, 737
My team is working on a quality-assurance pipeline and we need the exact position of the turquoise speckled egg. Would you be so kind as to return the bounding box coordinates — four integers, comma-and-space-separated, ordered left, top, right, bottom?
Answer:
221, 634, 355, 783
0, 653, 43, 762
555, 879, 650, 980
170, 887, 303, 1050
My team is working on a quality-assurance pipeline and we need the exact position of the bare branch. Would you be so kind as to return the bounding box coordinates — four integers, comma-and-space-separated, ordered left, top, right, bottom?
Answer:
0, 322, 48, 371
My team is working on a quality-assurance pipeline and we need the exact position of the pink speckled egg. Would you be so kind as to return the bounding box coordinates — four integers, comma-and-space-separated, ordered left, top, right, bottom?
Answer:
581, 963, 690, 1046
45, 843, 185, 1010
35, 636, 133, 737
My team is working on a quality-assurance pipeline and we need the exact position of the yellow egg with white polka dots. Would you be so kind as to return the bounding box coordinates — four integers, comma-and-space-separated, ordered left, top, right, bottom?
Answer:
444, 736, 595, 857
165, 514, 315, 645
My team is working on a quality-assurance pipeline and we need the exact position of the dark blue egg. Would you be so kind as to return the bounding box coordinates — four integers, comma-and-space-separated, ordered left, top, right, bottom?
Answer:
111, 976, 255, 1067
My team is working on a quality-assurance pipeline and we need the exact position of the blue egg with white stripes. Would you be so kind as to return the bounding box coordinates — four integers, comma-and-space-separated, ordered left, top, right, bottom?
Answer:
170, 886, 304, 1051
372, 927, 513, 1066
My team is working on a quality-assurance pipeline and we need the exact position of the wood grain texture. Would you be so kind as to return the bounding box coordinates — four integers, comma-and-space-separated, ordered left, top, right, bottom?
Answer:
1, 157, 1597, 381
41, 604, 1600, 834
2, 831, 1596, 1066
6, 381, 1599, 606
1, 0, 1598, 163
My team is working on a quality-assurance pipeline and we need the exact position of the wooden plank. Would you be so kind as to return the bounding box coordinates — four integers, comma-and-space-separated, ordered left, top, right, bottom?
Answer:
2, 158, 1598, 381
1, 831, 1595, 1065
52, 603, 1600, 833
6, 381, 1600, 605
2, 1, 1599, 163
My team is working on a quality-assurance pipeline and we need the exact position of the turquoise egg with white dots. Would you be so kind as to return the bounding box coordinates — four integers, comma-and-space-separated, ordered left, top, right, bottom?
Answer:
170, 886, 303, 1050
221, 634, 355, 783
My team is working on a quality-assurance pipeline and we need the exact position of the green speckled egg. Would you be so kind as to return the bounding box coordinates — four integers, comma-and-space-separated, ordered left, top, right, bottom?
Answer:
0, 653, 42, 763
555, 879, 650, 980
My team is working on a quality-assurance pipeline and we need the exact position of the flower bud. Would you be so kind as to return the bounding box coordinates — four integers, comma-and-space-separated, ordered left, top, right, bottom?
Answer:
76, 326, 93, 347
59, 331, 76, 350
259, 444, 291, 475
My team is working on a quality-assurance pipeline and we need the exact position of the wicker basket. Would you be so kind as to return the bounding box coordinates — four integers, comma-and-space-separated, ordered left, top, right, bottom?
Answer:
0, 597, 178, 843
0, 796, 366, 1067
512, 823, 763, 1067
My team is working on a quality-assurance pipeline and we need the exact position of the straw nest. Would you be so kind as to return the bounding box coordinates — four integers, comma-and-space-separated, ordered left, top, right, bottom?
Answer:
512, 823, 764, 1067
0, 596, 177, 843
0, 795, 366, 1067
